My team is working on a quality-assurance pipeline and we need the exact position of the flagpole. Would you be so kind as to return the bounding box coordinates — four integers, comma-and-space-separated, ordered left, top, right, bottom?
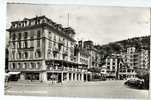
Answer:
67, 13, 69, 27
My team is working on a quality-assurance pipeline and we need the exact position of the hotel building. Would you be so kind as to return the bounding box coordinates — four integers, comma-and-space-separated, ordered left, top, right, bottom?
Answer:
83, 40, 101, 68
7, 16, 89, 83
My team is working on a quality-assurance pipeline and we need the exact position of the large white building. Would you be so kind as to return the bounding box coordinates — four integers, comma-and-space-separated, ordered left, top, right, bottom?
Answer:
7, 16, 90, 83
125, 47, 149, 70
105, 46, 149, 80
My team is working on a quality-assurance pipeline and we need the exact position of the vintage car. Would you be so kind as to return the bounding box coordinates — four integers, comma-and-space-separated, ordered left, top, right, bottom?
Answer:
124, 78, 144, 89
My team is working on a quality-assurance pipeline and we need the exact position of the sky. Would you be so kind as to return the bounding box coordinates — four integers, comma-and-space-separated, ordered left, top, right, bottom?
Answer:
6, 3, 150, 45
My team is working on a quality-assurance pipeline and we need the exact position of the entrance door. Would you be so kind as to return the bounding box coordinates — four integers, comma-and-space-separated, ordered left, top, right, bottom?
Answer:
58, 73, 62, 83
84, 74, 87, 81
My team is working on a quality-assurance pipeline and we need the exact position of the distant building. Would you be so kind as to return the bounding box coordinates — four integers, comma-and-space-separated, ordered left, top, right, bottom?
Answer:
105, 53, 136, 80
7, 16, 90, 83
74, 41, 92, 81
105, 55, 118, 79
124, 47, 149, 70
105, 46, 150, 80
83, 40, 101, 68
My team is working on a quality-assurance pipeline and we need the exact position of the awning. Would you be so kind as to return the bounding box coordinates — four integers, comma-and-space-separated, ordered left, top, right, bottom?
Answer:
7, 72, 21, 75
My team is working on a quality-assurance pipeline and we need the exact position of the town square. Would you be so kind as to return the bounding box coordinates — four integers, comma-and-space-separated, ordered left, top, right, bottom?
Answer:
4, 3, 150, 99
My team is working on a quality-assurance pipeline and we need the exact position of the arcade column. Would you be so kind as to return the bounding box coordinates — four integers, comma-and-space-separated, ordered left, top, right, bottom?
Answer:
40, 72, 47, 82
71, 73, 73, 81
81, 73, 84, 81
75, 73, 77, 81
66, 73, 69, 81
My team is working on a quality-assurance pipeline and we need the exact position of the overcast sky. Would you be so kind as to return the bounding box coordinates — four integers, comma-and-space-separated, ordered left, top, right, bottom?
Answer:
7, 3, 150, 45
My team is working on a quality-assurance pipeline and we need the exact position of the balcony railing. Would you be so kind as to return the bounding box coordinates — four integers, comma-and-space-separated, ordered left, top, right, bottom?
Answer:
58, 40, 64, 46
63, 50, 68, 56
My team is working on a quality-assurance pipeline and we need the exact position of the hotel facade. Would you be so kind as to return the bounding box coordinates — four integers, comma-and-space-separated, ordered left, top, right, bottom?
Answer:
7, 16, 91, 83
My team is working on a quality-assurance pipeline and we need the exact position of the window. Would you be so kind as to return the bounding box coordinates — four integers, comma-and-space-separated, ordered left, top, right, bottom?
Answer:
12, 42, 16, 48
30, 52, 33, 59
37, 62, 41, 69
47, 49, 51, 58
36, 50, 41, 58
12, 51, 15, 59
53, 53, 57, 59
66, 41, 68, 47
12, 63, 16, 69
54, 35, 56, 41
12, 33, 16, 40
30, 31, 34, 39
37, 30, 41, 38
24, 41, 28, 48
30, 40, 34, 47
24, 32, 28, 39
107, 66, 110, 69
18, 42, 21, 48
24, 52, 28, 59
22, 63, 26, 69
18, 33, 21, 40
48, 32, 52, 39
18, 52, 22, 59
18, 63, 21, 69
31, 63, 36, 69
49, 41, 52, 48
37, 40, 40, 47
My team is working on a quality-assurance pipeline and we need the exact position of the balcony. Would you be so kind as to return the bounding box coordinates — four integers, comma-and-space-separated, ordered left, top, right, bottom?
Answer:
53, 47, 59, 53
58, 40, 64, 46
63, 50, 68, 56
17, 47, 34, 51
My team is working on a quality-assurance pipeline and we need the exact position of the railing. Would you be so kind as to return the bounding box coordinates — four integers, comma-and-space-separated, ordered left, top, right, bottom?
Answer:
62, 50, 68, 56
58, 40, 64, 45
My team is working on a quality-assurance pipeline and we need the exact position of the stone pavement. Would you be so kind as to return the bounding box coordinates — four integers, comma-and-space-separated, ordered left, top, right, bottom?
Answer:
5, 80, 149, 99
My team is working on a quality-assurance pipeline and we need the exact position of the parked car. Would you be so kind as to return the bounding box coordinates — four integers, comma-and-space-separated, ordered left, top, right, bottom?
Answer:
124, 78, 144, 89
